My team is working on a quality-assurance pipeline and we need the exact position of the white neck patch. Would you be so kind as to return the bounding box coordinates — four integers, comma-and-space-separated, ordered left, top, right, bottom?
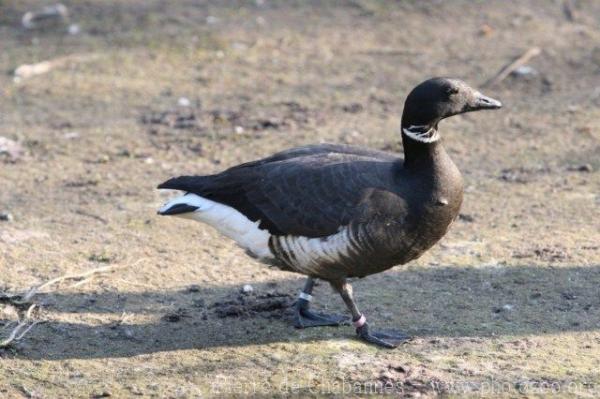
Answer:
402, 125, 440, 143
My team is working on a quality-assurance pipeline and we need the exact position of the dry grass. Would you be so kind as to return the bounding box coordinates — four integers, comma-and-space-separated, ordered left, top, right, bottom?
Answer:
1, 0, 599, 397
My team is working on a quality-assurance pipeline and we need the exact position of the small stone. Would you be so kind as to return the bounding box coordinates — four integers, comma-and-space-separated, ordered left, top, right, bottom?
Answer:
458, 213, 475, 223
127, 385, 144, 396
68, 24, 80, 35
342, 103, 363, 113
389, 364, 407, 373
22, 4, 69, 30
502, 304, 514, 311
177, 97, 191, 107
0, 212, 13, 222
512, 65, 537, 77
163, 313, 181, 323
478, 24, 494, 37
187, 284, 201, 293
234, 125, 245, 134
0, 137, 24, 162
63, 132, 80, 139
568, 164, 592, 172
242, 284, 254, 294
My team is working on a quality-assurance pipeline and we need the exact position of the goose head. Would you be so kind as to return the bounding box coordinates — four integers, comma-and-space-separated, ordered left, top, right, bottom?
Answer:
401, 77, 502, 134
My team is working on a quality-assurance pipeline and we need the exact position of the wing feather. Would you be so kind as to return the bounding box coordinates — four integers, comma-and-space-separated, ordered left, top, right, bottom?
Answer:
158, 145, 403, 237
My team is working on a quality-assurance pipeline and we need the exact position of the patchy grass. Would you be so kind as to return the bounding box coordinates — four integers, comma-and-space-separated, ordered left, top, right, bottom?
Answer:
1, 0, 599, 397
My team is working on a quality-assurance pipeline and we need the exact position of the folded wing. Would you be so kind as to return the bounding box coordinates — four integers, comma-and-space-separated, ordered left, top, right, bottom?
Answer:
158, 149, 402, 237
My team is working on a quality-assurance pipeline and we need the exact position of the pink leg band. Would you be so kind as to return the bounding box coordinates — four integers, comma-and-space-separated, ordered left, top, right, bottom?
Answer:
353, 314, 366, 328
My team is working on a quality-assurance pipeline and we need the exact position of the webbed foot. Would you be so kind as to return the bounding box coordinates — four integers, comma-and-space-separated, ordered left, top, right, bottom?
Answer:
293, 298, 348, 328
356, 322, 411, 348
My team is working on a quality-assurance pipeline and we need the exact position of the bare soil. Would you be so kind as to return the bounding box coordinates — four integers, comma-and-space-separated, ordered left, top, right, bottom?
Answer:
1, 1, 599, 397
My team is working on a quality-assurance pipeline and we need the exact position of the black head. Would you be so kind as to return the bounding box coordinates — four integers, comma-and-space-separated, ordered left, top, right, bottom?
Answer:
401, 77, 502, 128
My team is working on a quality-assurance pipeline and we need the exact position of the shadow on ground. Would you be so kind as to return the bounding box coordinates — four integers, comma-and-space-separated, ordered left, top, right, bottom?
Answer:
4, 263, 599, 360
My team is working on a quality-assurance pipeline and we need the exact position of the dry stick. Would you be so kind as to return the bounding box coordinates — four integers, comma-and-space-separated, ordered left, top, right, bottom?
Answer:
73, 209, 109, 224
13, 257, 145, 304
20, 264, 121, 303
1, 321, 17, 331
1, 259, 145, 348
481, 47, 542, 88
13, 53, 101, 81
119, 312, 133, 325
0, 304, 41, 348
68, 276, 95, 289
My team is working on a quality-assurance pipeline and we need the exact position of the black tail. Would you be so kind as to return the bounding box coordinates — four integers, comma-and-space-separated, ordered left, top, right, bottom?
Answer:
158, 203, 199, 215
157, 175, 212, 192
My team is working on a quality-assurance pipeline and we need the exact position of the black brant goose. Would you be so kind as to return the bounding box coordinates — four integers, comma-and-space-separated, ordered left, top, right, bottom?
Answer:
157, 77, 502, 348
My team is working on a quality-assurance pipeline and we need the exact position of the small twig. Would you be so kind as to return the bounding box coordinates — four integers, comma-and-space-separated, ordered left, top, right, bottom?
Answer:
0, 304, 41, 348
73, 209, 108, 224
15, 321, 42, 341
1, 321, 17, 331
119, 312, 133, 325
5, 258, 145, 306
68, 276, 95, 288
0, 321, 39, 347
13, 53, 100, 82
108, 312, 134, 330
20, 264, 122, 303
482, 47, 542, 88
1, 258, 145, 348
25, 304, 36, 319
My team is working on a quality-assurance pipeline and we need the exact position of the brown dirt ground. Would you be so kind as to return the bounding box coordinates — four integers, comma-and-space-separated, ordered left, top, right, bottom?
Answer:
1, 0, 599, 397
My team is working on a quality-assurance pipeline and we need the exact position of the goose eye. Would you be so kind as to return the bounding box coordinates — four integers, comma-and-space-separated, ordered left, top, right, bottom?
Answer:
446, 87, 459, 96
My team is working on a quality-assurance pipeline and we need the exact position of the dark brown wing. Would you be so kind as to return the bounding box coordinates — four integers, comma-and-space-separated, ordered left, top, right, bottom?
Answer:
226, 143, 398, 171
158, 150, 404, 237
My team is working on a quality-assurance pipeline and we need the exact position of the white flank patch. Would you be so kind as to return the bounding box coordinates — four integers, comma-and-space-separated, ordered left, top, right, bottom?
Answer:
159, 193, 273, 259
402, 125, 440, 143
280, 227, 355, 275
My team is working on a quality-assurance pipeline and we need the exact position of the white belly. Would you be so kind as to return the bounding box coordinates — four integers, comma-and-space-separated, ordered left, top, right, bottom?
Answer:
275, 227, 355, 275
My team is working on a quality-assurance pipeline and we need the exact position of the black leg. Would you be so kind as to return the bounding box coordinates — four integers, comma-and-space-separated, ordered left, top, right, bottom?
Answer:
293, 278, 348, 328
331, 279, 411, 348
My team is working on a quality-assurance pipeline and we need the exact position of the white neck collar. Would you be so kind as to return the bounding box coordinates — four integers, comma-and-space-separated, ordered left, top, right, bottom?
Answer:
402, 125, 440, 143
